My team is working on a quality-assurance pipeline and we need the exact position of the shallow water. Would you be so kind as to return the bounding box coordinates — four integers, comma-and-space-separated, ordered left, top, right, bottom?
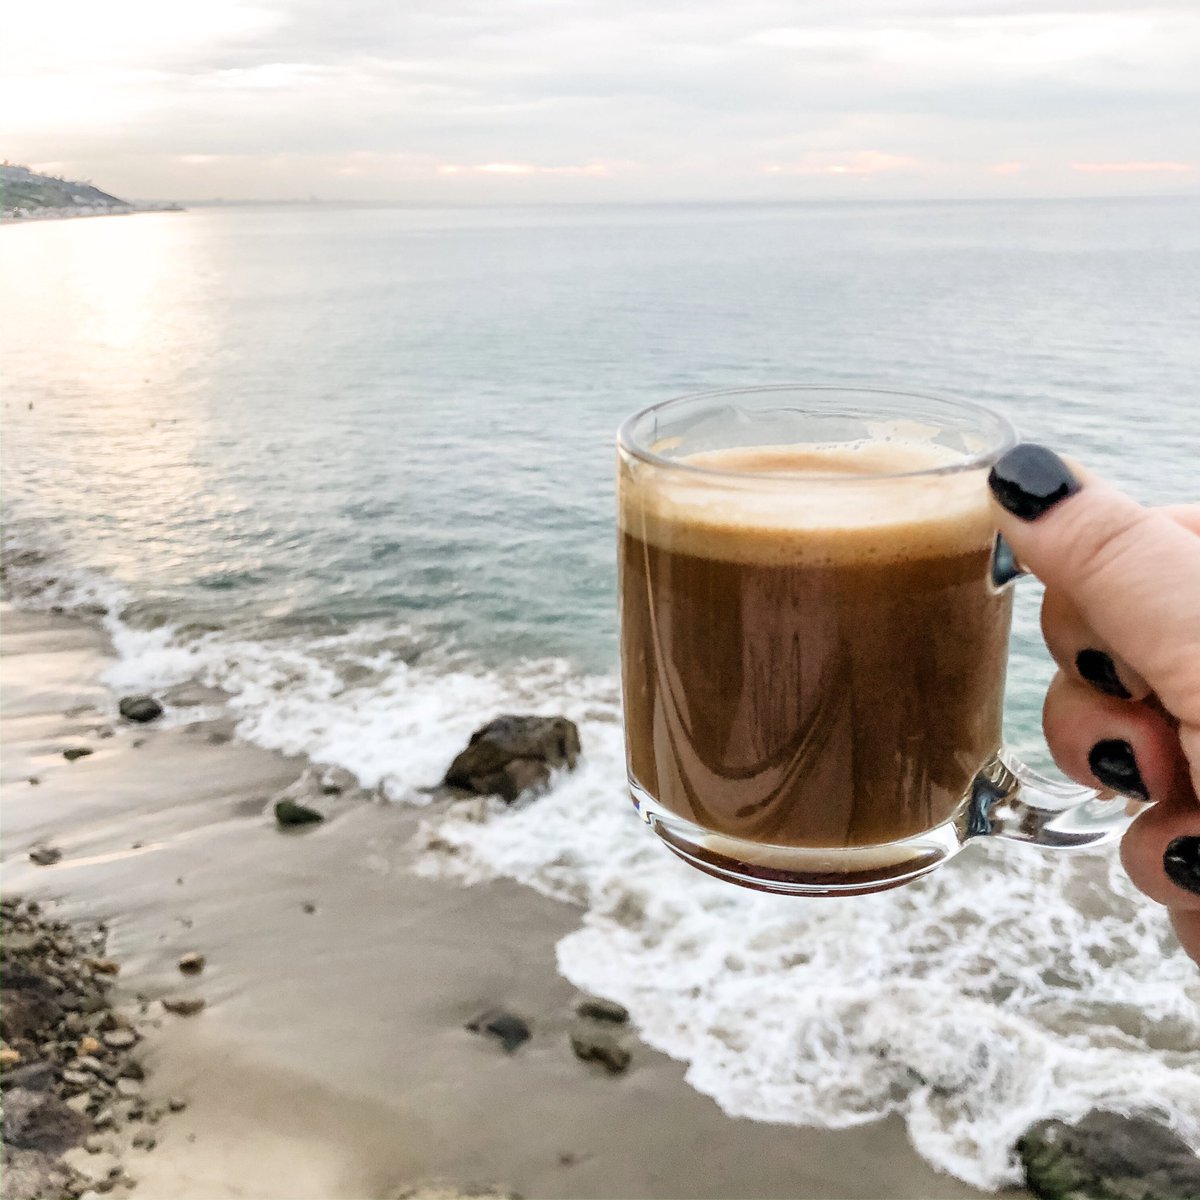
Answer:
3, 198, 1199, 1189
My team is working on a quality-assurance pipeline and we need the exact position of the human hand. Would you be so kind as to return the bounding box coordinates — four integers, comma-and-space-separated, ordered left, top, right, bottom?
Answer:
988, 444, 1200, 964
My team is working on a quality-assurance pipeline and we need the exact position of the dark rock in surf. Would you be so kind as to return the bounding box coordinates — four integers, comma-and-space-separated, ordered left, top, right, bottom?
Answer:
62, 748, 93, 762
576, 997, 629, 1024
466, 1009, 530, 1053
1019, 1111, 1200, 1200
118, 696, 163, 724
444, 715, 581, 804
569, 1029, 630, 1075
274, 798, 324, 828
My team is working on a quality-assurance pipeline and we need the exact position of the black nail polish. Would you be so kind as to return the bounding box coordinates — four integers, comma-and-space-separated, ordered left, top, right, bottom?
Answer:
1087, 739, 1149, 801
1164, 837, 1200, 896
990, 533, 1025, 588
987, 444, 1080, 521
1075, 649, 1132, 700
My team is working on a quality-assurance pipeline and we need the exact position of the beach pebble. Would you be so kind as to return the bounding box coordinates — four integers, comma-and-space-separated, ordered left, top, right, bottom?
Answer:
569, 1029, 630, 1075
65, 1093, 93, 1115
101, 1029, 136, 1050
177, 952, 205, 974
85, 957, 120, 976
63, 747, 93, 762
92, 1108, 114, 1129
84, 1134, 107, 1154
3, 1087, 90, 1153
576, 997, 629, 1024
167, 1096, 188, 1112
131, 1131, 156, 1150
78, 1035, 101, 1055
118, 695, 163, 723
118, 1058, 144, 1081
274, 798, 324, 827
61, 1148, 121, 1185
161, 995, 206, 1016
466, 1009, 530, 1053
302, 901, 317, 914
29, 845, 62, 866
1, 1045, 22, 1067
115, 1078, 142, 1098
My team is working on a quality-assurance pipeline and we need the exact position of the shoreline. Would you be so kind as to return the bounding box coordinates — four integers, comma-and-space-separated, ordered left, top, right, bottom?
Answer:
1, 207, 184, 224
0, 604, 1004, 1199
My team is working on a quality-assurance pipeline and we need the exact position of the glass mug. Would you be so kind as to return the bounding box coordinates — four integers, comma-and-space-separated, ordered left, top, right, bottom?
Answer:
616, 386, 1134, 896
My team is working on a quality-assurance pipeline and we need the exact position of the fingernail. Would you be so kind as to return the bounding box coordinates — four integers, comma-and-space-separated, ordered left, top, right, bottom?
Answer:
1075, 649, 1132, 700
1087, 739, 1149, 801
1164, 837, 1200, 896
990, 532, 1025, 588
987, 444, 1080, 521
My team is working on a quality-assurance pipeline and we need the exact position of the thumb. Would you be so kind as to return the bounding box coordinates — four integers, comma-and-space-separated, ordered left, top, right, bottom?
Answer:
988, 444, 1200, 728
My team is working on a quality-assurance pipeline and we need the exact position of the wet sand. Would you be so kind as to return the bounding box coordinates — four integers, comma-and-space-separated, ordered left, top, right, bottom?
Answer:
1, 605, 1008, 1199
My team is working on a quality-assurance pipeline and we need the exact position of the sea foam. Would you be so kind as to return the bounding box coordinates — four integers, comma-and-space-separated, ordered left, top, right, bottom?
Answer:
4, 534, 1198, 1191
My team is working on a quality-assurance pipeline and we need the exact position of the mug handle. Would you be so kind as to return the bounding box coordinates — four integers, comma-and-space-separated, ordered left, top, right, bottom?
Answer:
965, 748, 1137, 849
970, 537, 1140, 849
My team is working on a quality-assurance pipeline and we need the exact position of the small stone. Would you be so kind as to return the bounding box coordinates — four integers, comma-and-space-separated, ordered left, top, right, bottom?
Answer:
147, 1105, 163, 1123
132, 739, 145, 748
79, 1036, 101, 1055
161, 995, 205, 1016
131, 1131, 156, 1150
116, 1078, 141, 1098
84, 1134, 107, 1154
62, 1069, 93, 1087
63, 747, 94, 761
85, 957, 120, 976
1, 1045, 22, 1067
576, 997, 629, 1024
101, 1030, 136, 1050
301, 901, 317, 914
75, 1055, 108, 1074
177, 952, 205, 975
569, 1029, 631, 1075
29, 845, 63, 866
65, 1093, 93, 1114
118, 1058, 144, 1081
167, 1096, 187, 1112
119, 695, 164, 723
28, 776, 39, 785
64, 1013, 86, 1035
466, 1009, 530, 1053
92, 1109, 114, 1129
274, 798, 324, 827
60, 1148, 121, 1185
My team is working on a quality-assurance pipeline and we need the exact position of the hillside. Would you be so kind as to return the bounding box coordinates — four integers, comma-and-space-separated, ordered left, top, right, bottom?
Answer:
1, 163, 182, 219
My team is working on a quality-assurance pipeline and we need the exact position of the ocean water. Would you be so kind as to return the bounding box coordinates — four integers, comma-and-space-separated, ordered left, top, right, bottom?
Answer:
3, 198, 1199, 1189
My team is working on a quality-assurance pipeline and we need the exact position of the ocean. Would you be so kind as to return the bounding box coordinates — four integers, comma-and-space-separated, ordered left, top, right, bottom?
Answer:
3, 197, 1198, 1189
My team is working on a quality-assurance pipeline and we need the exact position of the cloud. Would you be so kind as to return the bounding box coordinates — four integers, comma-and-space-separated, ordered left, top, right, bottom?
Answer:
1071, 160, 1195, 173
2, 0, 1199, 200
763, 152, 922, 177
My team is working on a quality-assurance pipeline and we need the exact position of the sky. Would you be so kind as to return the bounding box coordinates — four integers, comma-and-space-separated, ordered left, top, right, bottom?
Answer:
4, 0, 1200, 203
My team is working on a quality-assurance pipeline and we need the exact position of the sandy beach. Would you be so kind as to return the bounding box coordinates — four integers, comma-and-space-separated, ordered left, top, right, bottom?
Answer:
0, 604, 1011, 1200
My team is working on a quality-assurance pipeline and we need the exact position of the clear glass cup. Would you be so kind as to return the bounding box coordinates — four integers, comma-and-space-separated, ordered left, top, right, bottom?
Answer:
616, 385, 1132, 896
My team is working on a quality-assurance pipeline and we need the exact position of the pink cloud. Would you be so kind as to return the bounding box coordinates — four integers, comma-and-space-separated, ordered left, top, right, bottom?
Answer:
989, 162, 1027, 176
1071, 161, 1194, 174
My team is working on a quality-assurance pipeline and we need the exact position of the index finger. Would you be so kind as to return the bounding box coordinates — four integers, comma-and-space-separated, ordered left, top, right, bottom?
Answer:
988, 444, 1200, 728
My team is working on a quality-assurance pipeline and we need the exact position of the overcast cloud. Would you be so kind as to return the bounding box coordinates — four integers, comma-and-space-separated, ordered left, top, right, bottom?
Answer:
4, 0, 1199, 201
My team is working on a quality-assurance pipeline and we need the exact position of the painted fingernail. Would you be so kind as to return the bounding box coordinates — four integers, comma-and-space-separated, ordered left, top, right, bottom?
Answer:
990, 532, 1025, 588
1075, 649, 1132, 700
1163, 837, 1200, 896
987, 444, 1080, 521
1087, 739, 1148, 801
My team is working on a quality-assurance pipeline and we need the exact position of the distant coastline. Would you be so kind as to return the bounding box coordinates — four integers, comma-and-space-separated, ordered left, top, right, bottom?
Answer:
0, 162, 184, 222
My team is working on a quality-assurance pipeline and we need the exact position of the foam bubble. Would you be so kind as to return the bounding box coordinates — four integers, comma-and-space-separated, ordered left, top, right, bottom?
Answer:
619, 440, 996, 566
